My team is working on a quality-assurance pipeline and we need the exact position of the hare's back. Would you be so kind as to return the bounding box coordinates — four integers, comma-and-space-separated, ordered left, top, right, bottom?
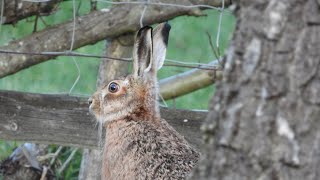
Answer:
131, 119, 200, 179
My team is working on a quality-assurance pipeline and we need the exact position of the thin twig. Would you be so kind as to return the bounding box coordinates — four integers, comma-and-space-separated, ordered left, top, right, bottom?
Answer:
70, 0, 76, 51
0, 0, 4, 32
216, 0, 224, 48
40, 166, 48, 180
216, 0, 225, 63
140, 0, 149, 27
172, 98, 176, 109
69, 57, 81, 94
39, 16, 49, 27
33, 14, 39, 32
158, 92, 168, 107
37, 153, 56, 162
49, 146, 63, 167
206, 32, 219, 59
76, 0, 82, 16
69, 0, 81, 94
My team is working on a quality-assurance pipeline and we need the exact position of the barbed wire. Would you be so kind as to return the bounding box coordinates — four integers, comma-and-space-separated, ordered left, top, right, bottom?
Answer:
166, 58, 219, 67
96, 0, 222, 10
69, 0, 80, 94
0, 49, 221, 70
0, 1, 228, 174
22, 0, 52, 2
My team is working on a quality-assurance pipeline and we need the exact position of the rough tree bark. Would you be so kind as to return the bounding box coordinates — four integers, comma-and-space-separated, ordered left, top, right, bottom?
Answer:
191, 0, 320, 179
0, 0, 231, 78
78, 33, 134, 180
0, 0, 61, 24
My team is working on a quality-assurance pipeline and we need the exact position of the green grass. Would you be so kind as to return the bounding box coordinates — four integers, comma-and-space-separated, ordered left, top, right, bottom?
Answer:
0, 141, 19, 159
0, 1, 235, 178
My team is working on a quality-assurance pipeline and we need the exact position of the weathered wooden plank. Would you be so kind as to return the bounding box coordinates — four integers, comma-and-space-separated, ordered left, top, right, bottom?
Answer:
0, 90, 206, 149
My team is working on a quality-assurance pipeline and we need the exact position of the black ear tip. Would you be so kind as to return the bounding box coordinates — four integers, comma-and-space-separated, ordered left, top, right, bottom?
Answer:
164, 22, 171, 31
161, 23, 171, 45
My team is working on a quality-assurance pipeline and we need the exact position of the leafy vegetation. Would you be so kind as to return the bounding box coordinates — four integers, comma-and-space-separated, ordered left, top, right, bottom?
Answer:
0, 0, 235, 179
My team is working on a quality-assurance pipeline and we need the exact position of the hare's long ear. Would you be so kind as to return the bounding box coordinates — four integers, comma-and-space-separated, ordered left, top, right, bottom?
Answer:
148, 22, 171, 74
132, 26, 153, 78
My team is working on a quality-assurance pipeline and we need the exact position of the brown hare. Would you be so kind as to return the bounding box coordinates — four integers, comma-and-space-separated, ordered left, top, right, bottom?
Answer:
89, 23, 200, 180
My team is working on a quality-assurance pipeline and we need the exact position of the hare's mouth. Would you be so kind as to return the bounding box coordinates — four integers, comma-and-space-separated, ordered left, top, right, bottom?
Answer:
88, 98, 100, 117
88, 101, 94, 114
88, 97, 94, 109
88, 105, 94, 114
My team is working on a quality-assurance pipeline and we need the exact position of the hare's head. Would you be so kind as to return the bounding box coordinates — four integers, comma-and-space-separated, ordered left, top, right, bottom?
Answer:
89, 23, 171, 124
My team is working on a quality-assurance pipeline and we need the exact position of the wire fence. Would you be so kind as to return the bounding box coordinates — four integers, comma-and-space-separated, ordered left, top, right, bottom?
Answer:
0, 0, 227, 94
0, 1, 228, 175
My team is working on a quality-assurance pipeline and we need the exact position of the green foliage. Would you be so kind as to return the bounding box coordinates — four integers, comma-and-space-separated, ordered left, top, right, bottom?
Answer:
0, 141, 20, 159
0, 1, 235, 179
163, 10, 235, 109
53, 147, 83, 180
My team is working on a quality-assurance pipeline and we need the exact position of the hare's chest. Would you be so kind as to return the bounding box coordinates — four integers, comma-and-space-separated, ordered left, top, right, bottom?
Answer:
103, 120, 178, 179
103, 122, 146, 179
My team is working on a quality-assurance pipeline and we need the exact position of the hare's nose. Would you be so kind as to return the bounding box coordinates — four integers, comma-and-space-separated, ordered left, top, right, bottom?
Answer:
88, 98, 93, 105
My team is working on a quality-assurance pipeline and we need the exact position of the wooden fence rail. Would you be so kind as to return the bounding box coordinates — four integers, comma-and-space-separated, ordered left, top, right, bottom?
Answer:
0, 90, 207, 149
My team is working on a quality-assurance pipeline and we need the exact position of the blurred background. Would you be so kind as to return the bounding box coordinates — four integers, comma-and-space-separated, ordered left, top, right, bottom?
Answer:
0, 0, 235, 179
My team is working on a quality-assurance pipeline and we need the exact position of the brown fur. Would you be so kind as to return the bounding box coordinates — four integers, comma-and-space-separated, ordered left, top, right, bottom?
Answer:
89, 23, 200, 180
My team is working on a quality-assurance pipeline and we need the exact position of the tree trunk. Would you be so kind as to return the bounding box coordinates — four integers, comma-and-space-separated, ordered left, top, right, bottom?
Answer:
78, 34, 133, 180
192, 0, 320, 179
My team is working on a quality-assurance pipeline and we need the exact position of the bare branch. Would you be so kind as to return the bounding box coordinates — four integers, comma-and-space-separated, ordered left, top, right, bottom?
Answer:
0, 0, 61, 24
40, 166, 48, 180
0, 0, 231, 78
159, 61, 222, 100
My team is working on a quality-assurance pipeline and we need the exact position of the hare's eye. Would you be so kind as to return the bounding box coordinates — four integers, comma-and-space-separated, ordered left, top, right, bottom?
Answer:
108, 82, 119, 93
